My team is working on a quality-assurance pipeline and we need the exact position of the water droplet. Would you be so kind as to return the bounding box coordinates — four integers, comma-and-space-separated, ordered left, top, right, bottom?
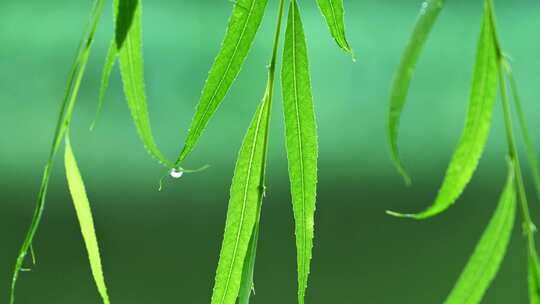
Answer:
170, 168, 183, 179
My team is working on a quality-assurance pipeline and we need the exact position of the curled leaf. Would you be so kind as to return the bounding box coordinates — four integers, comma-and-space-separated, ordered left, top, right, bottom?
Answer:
388, 1, 498, 219
387, 0, 444, 184
114, 0, 173, 167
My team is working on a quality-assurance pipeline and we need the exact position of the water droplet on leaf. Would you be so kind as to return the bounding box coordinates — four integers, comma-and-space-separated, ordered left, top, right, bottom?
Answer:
170, 168, 183, 179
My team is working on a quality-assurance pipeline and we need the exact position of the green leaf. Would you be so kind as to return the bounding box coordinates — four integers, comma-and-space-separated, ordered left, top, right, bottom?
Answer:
315, 0, 352, 54
211, 83, 272, 304
238, 217, 260, 304
10, 0, 106, 302
529, 246, 540, 304
503, 65, 540, 202
281, 1, 318, 302
444, 162, 516, 304
65, 134, 111, 304
91, 40, 117, 131
387, 1, 498, 219
175, 0, 269, 166
387, 0, 444, 184
113, 0, 173, 167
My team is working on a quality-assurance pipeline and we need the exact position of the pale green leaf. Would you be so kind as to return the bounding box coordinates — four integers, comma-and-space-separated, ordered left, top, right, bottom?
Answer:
387, 0, 444, 184
10, 0, 106, 302
113, 0, 173, 167
281, 1, 318, 302
175, 0, 269, 165
211, 83, 272, 304
65, 134, 110, 304
444, 162, 516, 304
388, 2, 498, 219
315, 0, 352, 54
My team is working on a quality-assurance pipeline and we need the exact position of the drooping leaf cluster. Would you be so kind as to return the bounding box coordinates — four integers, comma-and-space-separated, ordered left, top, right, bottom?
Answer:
387, 0, 540, 302
9, 0, 351, 303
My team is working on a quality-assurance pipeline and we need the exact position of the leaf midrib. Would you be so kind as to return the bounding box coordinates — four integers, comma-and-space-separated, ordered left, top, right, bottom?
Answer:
219, 96, 267, 304
291, 3, 308, 293
185, 0, 258, 156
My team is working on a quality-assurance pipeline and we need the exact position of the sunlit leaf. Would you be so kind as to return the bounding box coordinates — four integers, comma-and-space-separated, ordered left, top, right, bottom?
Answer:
113, 0, 173, 167
315, 0, 352, 54
444, 162, 516, 304
281, 1, 318, 302
387, 1, 498, 219
175, 0, 269, 166
387, 0, 444, 184
10, 0, 106, 302
211, 82, 272, 304
65, 133, 111, 304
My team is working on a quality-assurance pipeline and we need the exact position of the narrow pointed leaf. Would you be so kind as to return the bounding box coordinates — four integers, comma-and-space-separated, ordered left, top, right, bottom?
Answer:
388, 3, 498, 219
175, 0, 269, 165
444, 163, 516, 304
504, 67, 540, 201
238, 218, 260, 304
315, 0, 352, 53
91, 41, 117, 130
529, 246, 540, 304
65, 134, 110, 304
10, 0, 106, 302
282, 2, 318, 302
113, 0, 172, 167
211, 84, 272, 304
387, 0, 444, 184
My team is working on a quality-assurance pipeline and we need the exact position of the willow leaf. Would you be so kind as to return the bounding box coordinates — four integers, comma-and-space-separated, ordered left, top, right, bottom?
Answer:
388, 2, 498, 219
91, 41, 117, 130
113, 0, 173, 167
503, 67, 540, 201
175, 0, 269, 165
387, 0, 444, 184
65, 134, 110, 304
529, 246, 540, 304
315, 0, 352, 54
444, 163, 516, 304
211, 83, 272, 304
238, 218, 260, 304
10, 1, 106, 302
282, 1, 318, 302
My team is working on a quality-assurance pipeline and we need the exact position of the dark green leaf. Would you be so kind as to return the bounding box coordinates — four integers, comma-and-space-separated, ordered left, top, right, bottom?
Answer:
387, 0, 444, 184
91, 40, 117, 131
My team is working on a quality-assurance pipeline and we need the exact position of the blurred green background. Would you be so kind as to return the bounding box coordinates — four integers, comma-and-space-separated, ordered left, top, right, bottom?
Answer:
1, 0, 539, 303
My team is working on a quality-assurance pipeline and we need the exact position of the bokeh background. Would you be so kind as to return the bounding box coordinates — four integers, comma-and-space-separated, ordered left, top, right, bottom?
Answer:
1, 0, 540, 303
